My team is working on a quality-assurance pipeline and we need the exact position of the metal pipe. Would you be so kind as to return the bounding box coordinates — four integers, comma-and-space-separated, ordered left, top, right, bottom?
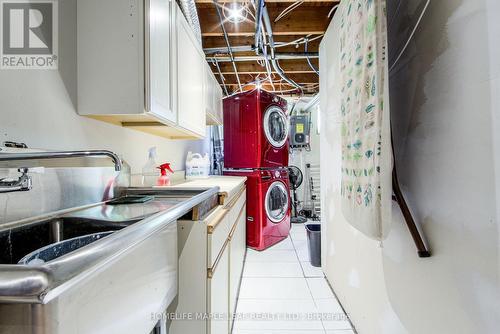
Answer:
207, 52, 319, 62
213, 59, 229, 96
303, 93, 320, 112
204, 45, 254, 54
254, 0, 264, 55
212, 0, 242, 91
305, 38, 319, 75
0, 150, 123, 171
262, 5, 302, 92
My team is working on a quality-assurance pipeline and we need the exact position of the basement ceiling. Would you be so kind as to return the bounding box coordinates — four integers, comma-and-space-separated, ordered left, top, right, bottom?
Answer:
195, 0, 339, 96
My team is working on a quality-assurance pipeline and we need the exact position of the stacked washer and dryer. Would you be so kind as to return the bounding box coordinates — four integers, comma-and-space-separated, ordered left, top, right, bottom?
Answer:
223, 89, 291, 251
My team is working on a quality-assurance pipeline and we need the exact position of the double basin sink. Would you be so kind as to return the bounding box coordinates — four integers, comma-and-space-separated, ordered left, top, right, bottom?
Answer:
0, 187, 219, 334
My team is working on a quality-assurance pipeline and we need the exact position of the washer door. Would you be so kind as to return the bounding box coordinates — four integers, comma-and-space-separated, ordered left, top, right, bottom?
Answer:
265, 181, 290, 223
264, 106, 289, 148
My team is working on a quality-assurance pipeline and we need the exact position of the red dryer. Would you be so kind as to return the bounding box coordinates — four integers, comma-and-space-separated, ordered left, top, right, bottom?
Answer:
223, 89, 289, 169
224, 168, 291, 251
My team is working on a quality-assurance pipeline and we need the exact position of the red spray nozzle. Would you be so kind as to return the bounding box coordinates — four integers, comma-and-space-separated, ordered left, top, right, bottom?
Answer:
157, 163, 174, 176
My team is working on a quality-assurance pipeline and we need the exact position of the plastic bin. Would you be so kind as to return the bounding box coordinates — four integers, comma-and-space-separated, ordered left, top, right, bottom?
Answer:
305, 224, 321, 267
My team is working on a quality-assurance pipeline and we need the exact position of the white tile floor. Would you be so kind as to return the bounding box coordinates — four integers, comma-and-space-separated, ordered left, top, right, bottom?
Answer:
232, 223, 356, 334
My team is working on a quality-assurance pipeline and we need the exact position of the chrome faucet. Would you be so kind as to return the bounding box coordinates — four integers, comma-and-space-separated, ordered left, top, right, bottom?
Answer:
0, 168, 32, 193
0, 150, 122, 193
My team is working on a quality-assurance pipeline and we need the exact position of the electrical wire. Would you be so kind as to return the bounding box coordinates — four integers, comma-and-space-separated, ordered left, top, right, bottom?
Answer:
389, 0, 431, 73
274, 34, 323, 49
327, 4, 339, 18
274, 1, 304, 23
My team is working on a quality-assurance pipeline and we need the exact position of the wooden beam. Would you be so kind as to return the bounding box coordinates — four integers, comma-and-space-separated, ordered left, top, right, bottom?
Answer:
214, 58, 318, 73
219, 72, 319, 85
198, 5, 332, 37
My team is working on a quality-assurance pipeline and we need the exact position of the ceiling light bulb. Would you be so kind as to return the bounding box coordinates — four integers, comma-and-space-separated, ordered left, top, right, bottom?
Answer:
227, 3, 245, 23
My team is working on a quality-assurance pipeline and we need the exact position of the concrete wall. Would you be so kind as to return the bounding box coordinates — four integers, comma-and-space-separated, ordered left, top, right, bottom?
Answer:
320, 0, 500, 333
0, 0, 208, 174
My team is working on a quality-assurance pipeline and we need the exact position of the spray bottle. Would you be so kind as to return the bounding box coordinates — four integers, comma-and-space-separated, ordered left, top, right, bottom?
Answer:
157, 163, 174, 186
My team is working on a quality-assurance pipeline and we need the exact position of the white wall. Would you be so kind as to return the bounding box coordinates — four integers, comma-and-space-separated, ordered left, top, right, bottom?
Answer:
320, 0, 500, 333
288, 98, 321, 209
0, 0, 208, 174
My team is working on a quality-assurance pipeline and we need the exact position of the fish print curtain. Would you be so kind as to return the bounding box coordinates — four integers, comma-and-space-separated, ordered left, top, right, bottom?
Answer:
338, 0, 392, 240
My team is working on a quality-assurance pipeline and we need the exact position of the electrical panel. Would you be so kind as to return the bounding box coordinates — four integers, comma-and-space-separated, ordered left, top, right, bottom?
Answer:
290, 115, 311, 148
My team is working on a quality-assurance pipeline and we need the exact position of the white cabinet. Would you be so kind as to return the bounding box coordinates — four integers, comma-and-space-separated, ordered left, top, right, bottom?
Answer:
174, 4, 207, 137
229, 199, 246, 318
205, 66, 224, 125
172, 187, 246, 334
208, 240, 230, 334
77, 0, 207, 139
149, 0, 176, 122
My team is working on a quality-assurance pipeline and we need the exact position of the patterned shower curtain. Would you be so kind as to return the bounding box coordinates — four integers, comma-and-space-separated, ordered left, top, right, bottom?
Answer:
338, 0, 392, 240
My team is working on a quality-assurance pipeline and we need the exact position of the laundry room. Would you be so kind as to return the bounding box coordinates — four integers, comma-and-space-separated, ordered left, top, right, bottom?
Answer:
1, 1, 499, 334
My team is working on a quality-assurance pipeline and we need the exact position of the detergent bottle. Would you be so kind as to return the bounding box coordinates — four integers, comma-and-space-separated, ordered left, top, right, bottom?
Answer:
185, 152, 210, 179
157, 163, 174, 186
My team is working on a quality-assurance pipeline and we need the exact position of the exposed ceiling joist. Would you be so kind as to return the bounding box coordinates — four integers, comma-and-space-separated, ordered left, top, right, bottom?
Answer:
215, 59, 318, 73
196, 0, 338, 3
218, 72, 319, 85
197, 0, 337, 95
199, 6, 332, 37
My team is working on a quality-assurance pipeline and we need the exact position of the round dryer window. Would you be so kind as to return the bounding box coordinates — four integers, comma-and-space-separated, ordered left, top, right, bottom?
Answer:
264, 106, 289, 148
265, 181, 290, 223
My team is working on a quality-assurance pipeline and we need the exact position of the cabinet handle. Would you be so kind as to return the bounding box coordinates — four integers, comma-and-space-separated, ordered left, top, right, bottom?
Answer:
207, 238, 230, 279
207, 208, 229, 234
228, 203, 246, 241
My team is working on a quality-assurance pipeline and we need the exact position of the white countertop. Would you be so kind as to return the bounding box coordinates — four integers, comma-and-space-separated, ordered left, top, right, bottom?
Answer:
155, 176, 246, 202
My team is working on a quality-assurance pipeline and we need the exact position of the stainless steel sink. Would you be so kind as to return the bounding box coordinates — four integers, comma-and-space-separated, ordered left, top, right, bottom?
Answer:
0, 186, 220, 334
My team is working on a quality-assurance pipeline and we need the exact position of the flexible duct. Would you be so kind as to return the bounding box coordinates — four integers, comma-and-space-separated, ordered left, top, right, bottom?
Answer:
177, 0, 202, 45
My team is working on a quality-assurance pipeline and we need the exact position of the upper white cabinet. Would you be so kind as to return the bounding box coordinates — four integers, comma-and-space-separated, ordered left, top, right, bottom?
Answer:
77, 0, 209, 139
149, 0, 176, 123
205, 66, 224, 125
174, 4, 207, 137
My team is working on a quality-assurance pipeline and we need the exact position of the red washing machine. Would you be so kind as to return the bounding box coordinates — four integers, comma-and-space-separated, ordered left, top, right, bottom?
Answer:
223, 89, 289, 169
224, 168, 291, 251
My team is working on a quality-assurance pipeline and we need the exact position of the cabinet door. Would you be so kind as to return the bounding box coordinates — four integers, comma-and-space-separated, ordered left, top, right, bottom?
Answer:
205, 65, 215, 117
208, 242, 230, 334
229, 203, 246, 319
175, 5, 206, 137
147, 0, 176, 123
170, 220, 208, 334
205, 67, 224, 125
214, 82, 224, 124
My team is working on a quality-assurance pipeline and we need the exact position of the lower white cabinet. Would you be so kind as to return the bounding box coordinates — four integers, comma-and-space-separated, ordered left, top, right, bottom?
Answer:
229, 205, 246, 319
208, 241, 229, 334
172, 187, 246, 334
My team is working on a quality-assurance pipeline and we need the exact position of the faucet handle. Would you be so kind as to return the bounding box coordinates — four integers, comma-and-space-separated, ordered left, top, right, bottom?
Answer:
18, 167, 45, 174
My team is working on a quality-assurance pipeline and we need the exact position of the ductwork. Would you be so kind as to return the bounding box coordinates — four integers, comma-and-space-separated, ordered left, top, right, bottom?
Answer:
177, 0, 202, 45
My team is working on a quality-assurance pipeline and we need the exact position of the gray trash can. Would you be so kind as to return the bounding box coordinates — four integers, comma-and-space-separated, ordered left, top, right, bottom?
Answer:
305, 224, 321, 267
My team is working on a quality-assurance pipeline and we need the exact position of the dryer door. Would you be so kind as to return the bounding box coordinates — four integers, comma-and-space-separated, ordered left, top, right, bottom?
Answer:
265, 181, 290, 223
263, 106, 289, 148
